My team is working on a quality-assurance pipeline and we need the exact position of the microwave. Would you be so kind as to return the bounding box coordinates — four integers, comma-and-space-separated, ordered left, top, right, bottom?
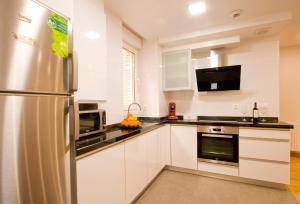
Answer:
78, 103, 106, 138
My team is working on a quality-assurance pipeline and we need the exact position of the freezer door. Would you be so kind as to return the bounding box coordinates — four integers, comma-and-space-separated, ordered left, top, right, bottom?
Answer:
0, 0, 74, 94
0, 94, 76, 204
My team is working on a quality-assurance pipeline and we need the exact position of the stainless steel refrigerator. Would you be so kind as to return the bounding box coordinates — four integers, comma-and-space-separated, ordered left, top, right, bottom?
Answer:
0, 0, 78, 203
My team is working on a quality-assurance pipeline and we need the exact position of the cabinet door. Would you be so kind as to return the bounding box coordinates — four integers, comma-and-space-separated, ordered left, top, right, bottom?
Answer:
159, 125, 171, 167
162, 49, 193, 91
74, 0, 107, 100
125, 134, 148, 204
76, 143, 125, 204
147, 130, 160, 183
171, 125, 197, 170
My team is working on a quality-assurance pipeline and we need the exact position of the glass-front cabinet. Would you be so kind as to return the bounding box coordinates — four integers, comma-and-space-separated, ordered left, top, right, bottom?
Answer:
162, 49, 194, 91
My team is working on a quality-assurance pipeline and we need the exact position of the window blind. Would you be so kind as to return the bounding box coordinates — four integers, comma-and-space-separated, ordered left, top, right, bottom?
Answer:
123, 48, 135, 110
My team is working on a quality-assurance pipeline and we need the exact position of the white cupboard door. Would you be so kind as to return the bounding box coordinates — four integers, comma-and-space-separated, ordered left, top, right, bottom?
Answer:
162, 49, 193, 91
76, 143, 125, 204
125, 134, 148, 204
74, 0, 107, 100
171, 125, 197, 170
147, 130, 160, 183
160, 125, 171, 167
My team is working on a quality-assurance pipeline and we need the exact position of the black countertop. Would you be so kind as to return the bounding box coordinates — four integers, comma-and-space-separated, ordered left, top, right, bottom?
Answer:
167, 119, 294, 129
76, 119, 293, 158
76, 123, 163, 158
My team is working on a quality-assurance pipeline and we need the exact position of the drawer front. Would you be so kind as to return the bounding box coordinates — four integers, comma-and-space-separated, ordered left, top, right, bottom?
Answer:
239, 138, 290, 162
198, 161, 239, 176
239, 128, 291, 140
239, 158, 290, 184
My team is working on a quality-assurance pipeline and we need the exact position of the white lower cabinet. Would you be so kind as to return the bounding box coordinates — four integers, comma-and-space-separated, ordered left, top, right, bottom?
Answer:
124, 134, 148, 204
76, 125, 292, 204
159, 125, 171, 167
124, 125, 171, 203
146, 130, 160, 183
239, 128, 291, 184
76, 143, 125, 204
239, 158, 290, 184
171, 125, 197, 170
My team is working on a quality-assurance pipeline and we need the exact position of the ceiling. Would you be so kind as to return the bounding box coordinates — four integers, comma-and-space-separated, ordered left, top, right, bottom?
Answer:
104, 0, 300, 47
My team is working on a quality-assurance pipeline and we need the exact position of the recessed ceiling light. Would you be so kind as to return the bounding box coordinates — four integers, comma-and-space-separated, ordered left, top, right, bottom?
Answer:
188, 2, 206, 16
84, 31, 101, 40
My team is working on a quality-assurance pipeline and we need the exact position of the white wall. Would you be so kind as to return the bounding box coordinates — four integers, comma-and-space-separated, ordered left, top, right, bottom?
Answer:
280, 45, 300, 152
100, 10, 124, 124
138, 40, 168, 117
165, 36, 280, 118
280, 45, 300, 124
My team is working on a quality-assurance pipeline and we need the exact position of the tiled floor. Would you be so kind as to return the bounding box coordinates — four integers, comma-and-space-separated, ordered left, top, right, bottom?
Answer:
290, 156, 300, 202
136, 169, 299, 204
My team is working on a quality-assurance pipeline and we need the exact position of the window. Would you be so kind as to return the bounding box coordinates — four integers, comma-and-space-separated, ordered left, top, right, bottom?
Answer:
122, 47, 136, 110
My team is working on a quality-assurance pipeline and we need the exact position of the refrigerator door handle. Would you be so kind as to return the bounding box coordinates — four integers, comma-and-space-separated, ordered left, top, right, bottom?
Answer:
71, 51, 78, 92
74, 101, 80, 141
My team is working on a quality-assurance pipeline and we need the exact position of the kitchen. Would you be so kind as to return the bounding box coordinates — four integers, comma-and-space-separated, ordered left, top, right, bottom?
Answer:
1, 0, 300, 204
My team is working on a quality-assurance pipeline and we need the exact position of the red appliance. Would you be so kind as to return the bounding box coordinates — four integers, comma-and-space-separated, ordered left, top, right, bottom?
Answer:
168, 102, 178, 120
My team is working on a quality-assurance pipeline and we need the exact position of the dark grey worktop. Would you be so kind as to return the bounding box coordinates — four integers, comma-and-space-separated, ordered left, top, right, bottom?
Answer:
76, 123, 163, 157
76, 117, 293, 158
167, 119, 294, 129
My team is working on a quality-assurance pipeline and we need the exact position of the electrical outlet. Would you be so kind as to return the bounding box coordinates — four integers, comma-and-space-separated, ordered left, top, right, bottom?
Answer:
233, 104, 239, 110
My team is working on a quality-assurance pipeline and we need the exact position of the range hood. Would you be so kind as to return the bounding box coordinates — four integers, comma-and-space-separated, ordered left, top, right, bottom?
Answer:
195, 47, 241, 92
210, 48, 225, 68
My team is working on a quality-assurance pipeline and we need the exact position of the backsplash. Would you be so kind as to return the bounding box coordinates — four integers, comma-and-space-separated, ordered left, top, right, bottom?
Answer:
165, 36, 280, 118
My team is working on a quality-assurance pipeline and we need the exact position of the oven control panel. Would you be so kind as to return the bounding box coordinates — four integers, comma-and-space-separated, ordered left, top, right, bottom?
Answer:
197, 125, 239, 135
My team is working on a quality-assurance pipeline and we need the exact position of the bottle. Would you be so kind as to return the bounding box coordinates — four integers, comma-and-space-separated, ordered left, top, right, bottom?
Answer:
253, 102, 259, 123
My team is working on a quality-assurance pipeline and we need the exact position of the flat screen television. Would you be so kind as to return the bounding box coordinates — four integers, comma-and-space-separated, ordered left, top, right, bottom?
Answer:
195, 65, 241, 92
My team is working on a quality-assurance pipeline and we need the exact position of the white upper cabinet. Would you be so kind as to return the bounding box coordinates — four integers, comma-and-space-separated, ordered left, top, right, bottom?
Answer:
74, 0, 107, 101
162, 49, 193, 91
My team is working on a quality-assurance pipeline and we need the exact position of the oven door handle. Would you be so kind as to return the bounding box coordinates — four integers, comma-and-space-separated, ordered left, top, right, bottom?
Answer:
201, 133, 234, 139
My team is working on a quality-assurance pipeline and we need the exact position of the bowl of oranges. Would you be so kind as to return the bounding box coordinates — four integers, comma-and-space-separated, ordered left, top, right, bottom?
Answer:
120, 112, 141, 129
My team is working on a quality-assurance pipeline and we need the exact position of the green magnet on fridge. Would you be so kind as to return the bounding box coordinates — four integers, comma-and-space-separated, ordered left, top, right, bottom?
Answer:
48, 12, 69, 58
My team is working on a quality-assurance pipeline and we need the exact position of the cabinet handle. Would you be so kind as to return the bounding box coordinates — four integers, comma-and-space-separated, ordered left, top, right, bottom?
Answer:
12, 32, 36, 46
18, 13, 32, 23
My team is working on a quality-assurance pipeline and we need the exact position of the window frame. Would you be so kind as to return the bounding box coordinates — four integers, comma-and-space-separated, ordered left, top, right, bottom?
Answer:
122, 43, 138, 111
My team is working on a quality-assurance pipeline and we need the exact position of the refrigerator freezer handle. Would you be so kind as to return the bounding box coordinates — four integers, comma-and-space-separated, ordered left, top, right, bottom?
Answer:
73, 100, 80, 141
71, 51, 78, 92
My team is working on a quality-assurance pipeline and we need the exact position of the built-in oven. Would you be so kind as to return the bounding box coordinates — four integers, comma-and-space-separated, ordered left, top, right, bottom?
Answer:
78, 103, 106, 139
197, 125, 239, 166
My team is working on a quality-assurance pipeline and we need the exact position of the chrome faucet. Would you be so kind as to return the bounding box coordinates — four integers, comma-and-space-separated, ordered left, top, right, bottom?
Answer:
127, 102, 142, 115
